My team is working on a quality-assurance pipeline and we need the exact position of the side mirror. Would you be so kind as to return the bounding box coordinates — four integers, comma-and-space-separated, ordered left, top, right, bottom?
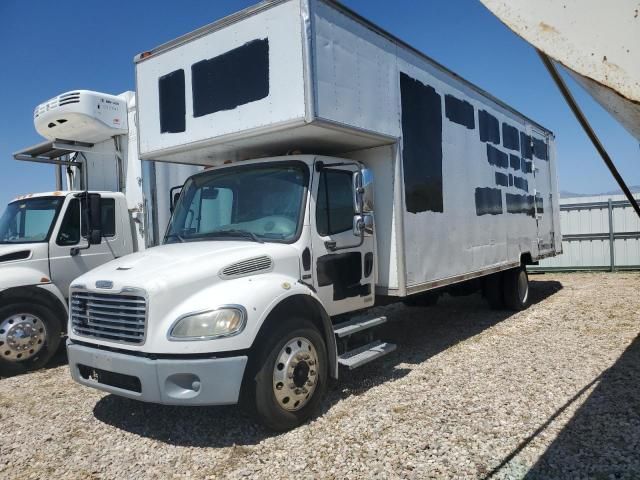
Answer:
353, 214, 374, 237
80, 192, 102, 245
353, 168, 374, 214
169, 185, 183, 213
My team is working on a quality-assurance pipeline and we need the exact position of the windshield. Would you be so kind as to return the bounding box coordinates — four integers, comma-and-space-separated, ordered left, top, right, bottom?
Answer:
0, 197, 63, 244
165, 162, 308, 244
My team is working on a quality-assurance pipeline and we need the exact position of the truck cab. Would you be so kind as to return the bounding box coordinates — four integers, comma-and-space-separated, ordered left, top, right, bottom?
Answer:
67, 155, 379, 430
0, 191, 133, 373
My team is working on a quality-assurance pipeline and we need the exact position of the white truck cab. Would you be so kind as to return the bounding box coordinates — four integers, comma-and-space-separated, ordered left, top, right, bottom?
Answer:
1, 89, 199, 375
68, 155, 375, 428
66, 0, 561, 430
0, 191, 133, 371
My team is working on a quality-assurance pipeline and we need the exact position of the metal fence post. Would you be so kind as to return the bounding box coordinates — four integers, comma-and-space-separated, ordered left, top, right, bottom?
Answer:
608, 198, 615, 272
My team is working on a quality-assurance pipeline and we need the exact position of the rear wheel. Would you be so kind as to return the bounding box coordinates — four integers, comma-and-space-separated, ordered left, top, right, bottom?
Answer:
483, 273, 504, 310
245, 316, 328, 431
0, 302, 61, 376
503, 267, 530, 311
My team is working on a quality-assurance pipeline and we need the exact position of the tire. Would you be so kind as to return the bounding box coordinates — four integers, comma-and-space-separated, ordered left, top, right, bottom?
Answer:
244, 316, 328, 431
503, 267, 530, 311
402, 292, 439, 307
483, 273, 505, 310
0, 302, 62, 376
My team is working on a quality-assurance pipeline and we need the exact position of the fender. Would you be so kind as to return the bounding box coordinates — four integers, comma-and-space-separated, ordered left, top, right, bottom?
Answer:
252, 280, 339, 379
0, 265, 52, 291
0, 284, 68, 332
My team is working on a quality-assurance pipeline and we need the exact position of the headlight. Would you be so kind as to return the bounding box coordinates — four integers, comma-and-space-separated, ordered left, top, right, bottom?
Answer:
169, 306, 246, 340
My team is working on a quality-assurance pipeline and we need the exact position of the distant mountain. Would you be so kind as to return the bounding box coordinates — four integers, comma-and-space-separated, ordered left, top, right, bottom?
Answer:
560, 185, 640, 198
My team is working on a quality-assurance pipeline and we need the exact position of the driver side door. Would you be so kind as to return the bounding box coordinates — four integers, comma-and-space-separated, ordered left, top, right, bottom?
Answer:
310, 161, 375, 317
48, 196, 120, 298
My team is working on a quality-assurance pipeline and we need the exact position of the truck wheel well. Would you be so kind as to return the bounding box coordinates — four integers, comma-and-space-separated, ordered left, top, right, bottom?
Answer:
253, 295, 338, 379
0, 286, 68, 333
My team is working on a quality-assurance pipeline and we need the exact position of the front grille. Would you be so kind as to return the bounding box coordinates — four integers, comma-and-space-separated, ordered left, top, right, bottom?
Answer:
71, 291, 147, 344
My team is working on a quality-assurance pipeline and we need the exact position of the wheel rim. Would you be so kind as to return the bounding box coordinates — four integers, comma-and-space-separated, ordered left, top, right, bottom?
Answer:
518, 270, 529, 304
0, 313, 47, 362
272, 336, 319, 411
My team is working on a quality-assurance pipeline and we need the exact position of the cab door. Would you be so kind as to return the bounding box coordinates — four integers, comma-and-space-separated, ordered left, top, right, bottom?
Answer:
310, 160, 375, 317
48, 195, 121, 297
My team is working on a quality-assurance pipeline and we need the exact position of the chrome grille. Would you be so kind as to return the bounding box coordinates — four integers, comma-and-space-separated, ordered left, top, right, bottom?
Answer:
71, 291, 146, 344
220, 255, 273, 279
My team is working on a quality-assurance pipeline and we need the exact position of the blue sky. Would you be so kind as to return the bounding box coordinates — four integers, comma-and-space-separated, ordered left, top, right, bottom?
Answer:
0, 0, 638, 208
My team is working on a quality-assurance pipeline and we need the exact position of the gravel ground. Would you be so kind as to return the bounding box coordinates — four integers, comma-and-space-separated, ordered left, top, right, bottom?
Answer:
1, 272, 639, 479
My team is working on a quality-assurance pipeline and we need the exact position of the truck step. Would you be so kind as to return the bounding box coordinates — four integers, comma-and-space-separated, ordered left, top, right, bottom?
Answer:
333, 315, 387, 338
338, 340, 397, 369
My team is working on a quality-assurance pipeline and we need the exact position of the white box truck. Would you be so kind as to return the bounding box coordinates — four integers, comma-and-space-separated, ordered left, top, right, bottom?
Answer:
67, 0, 561, 430
0, 90, 199, 374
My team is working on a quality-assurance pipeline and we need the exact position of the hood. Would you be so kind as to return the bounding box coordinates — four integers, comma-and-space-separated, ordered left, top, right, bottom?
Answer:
75, 240, 301, 295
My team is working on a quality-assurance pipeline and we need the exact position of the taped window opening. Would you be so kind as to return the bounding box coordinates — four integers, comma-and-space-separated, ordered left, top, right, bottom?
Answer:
400, 72, 443, 214
445, 94, 475, 129
159, 69, 186, 133
192, 38, 269, 118
502, 123, 520, 151
479, 110, 500, 144
475, 187, 503, 216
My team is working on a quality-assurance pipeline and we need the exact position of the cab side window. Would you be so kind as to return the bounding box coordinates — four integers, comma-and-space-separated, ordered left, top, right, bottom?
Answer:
57, 198, 116, 246
316, 170, 354, 236
56, 199, 81, 246
80, 198, 116, 238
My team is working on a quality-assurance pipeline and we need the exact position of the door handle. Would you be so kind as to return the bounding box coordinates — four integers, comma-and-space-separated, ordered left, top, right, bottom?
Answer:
324, 240, 337, 251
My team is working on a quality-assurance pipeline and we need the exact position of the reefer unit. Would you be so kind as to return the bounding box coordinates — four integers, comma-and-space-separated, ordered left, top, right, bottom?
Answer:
134, 0, 561, 295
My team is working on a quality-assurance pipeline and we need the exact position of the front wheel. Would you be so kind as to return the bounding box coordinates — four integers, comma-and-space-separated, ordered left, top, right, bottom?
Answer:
246, 317, 328, 431
0, 302, 62, 376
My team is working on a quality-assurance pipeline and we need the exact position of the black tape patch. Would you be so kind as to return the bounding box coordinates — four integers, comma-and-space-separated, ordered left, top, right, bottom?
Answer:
479, 110, 500, 144
532, 137, 548, 160
520, 132, 533, 160
400, 72, 443, 214
192, 38, 269, 117
487, 144, 508, 168
159, 69, 186, 133
506, 193, 535, 217
317, 252, 367, 301
513, 176, 529, 192
475, 187, 503, 216
445, 94, 475, 129
524, 161, 533, 174
495, 172, 509, 187
509, 154, 521, 171
502, 123, 520, 151
535, 194, 544, 213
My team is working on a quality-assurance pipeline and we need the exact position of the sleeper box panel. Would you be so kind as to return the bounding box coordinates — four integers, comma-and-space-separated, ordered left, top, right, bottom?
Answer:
136, 1, 307, 161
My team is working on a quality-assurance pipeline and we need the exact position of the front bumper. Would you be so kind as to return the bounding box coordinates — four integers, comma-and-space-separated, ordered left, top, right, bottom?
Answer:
67, 341, 248, 405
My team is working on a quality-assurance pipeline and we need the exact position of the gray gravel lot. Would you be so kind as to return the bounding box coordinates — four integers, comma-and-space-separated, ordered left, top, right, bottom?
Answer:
1, 272, 639, 479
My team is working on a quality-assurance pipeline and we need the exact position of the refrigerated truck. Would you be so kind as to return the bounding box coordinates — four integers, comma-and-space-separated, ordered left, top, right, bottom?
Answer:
0, 90, 199, 374
67, 0, 561, 430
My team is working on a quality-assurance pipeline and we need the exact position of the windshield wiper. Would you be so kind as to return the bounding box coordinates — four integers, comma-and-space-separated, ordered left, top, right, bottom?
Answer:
209, 229, 264, 243
165, 233, 185, 243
